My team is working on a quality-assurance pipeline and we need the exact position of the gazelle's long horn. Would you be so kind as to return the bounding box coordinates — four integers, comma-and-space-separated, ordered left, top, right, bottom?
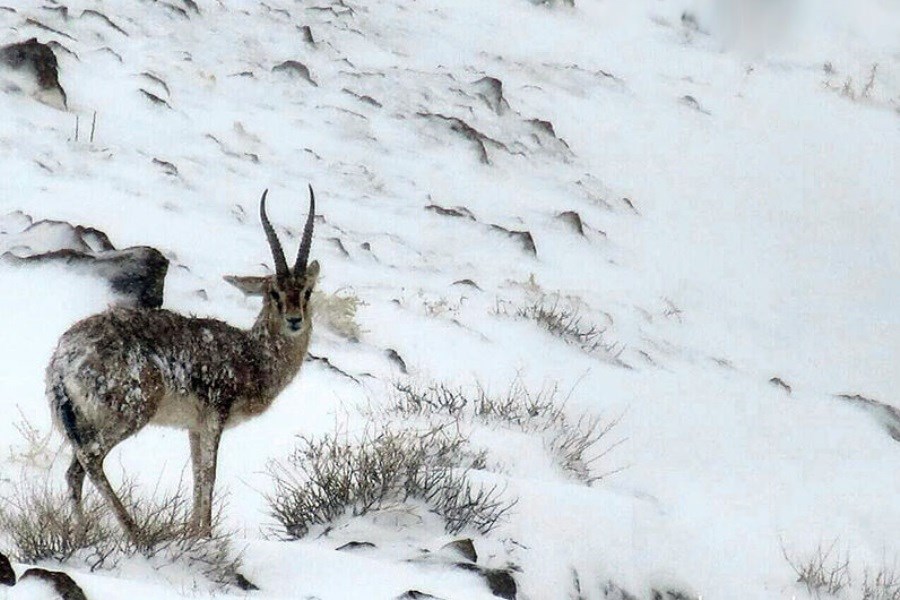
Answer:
259, 189, 289, 280
294, 184, 315, 275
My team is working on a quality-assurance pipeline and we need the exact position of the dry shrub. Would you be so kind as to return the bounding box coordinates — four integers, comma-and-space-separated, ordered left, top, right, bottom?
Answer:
312, 288, 363, 341
782, 540, 851, 597
863, 566, 900, 600
494, 291, 625, 363
0, 480, 112, 567
391, 380, 623, 483
7, 408, 61, 469
0, 477, 242, 587
266, 426, 513, 539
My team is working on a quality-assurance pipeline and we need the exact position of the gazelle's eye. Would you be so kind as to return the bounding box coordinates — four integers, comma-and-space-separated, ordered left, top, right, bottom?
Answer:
269, 290, 284, 309
304, 289, 313, 303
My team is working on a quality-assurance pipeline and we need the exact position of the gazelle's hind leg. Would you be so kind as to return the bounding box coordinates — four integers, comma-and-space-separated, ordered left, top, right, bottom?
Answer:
77, 445, 143, 546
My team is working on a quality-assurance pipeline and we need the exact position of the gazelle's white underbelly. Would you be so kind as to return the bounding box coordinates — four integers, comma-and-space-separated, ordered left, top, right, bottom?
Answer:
151, 393, 203, 429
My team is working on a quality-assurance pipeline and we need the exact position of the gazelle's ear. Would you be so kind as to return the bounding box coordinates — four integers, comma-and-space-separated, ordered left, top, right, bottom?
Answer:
223, 275, 272, 296
305, 260, 320, 284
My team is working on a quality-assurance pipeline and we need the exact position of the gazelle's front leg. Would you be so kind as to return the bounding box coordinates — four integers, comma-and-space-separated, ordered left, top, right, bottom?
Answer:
188, 419, 224, 536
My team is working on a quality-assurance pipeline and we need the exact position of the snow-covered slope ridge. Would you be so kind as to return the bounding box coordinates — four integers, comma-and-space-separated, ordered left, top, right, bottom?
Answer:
1, 0, 898, 598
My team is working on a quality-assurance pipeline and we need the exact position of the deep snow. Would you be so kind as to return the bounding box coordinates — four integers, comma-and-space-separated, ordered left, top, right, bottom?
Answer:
1, 0, 898, 598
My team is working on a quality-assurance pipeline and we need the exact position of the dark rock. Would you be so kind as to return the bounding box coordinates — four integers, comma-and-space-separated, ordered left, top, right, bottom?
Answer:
651, 590, 697, 600
342, 88, 382, 107
273, 60, 317, 86
307, 353, 360, 383
385, 348, 408, 374
336, 541, 377, 552
602, 580, 638, 600
140, 88, 171, 108
556, 211, 585, 236
527, 119, 572, 154
397, 591, 444, 600
181, 0, 201, 15
2, 217, 168, 308
0, 550, 14, 586
232, 572, 259, 591
441, 538, 477, 563
835, 393, 900, 442
679, 95, 710, 115
425, 205, 476, 220
769, 377, 792, 394
20, 568, 87, 600
0, 37, 67, 107
140, 71, 170, 95
152, 157, 178, 175
472, 76, 509, 115
329, 237, 350, 257
482, 568, 516, 599
417, 112, 509, 165
489, 225, 536, 256
80, 9, 128, 36
455, 564, 517, 599
299, 25, 315, 45
452, 279, 481, 290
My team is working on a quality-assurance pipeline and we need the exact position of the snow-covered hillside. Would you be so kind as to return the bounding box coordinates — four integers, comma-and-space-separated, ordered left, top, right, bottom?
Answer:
1, 0, 898, 598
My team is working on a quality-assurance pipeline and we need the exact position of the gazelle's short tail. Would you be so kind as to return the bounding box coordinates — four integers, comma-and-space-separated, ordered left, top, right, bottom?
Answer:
48, 375, 85, 447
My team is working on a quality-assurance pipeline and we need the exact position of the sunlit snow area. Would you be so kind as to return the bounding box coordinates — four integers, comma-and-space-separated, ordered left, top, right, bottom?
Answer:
1, 0, 898, 598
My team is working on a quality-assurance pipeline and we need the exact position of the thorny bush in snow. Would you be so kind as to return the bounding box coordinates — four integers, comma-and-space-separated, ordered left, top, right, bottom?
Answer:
312, 288, 364, 342
0, 477, 242, 587
782, 540, 851, 597
266, 426, 515, 539
495, 291, 624, 363
390, 379, 623, 483
862, 566, 900, 600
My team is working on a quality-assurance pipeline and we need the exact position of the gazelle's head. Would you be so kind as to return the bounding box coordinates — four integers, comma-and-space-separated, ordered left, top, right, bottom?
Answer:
226, 186, 319, 337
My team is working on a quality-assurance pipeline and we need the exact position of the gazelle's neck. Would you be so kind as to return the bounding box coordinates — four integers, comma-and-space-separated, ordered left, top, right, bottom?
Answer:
250, 311, 312, 396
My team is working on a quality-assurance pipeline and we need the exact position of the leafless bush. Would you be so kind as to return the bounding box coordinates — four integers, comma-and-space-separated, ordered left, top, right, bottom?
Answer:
312, 288, 363, 341
0, 480, 113, 567
266, 427, 513, 539
7, 408, 61, 469
782, 540, 851, 597
494, 291, 624, 362
115, 481, 242, 586
390, 380, 623, 483
825, 64, 879, 102
516, 295, 614, 355
0, 477, 242, 587
862, 566, 900, 600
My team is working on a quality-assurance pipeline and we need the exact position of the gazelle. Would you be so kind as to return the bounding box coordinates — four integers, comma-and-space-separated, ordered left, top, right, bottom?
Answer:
46, 187, 319, 543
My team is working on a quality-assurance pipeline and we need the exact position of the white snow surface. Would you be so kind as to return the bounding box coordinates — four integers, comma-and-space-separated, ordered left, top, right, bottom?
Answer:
1, 0, 899, 598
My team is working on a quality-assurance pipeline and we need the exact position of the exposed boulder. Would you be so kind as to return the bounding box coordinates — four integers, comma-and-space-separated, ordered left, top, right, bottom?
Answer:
489, 224, 536, 257
556, 210, 585, 236
651, 589, 698, 600
440, 538, 477, 563
336, 541, 377, 552
19, 568, 87, 600
472, 76, 510, 115
455, 563, 517, 599
396, 591, 445, 600
273, 60, 317, 86
0, 550, 14, 586
835, 393, 900, 442
0, 38, 67, 108
1, 215, 169, 308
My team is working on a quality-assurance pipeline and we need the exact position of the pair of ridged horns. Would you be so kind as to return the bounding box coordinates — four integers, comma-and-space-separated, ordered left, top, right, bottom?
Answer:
259, 184, 315, 279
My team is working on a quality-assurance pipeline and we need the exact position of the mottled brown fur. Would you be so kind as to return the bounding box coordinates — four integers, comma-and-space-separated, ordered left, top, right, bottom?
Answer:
46, 189, 319, 543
